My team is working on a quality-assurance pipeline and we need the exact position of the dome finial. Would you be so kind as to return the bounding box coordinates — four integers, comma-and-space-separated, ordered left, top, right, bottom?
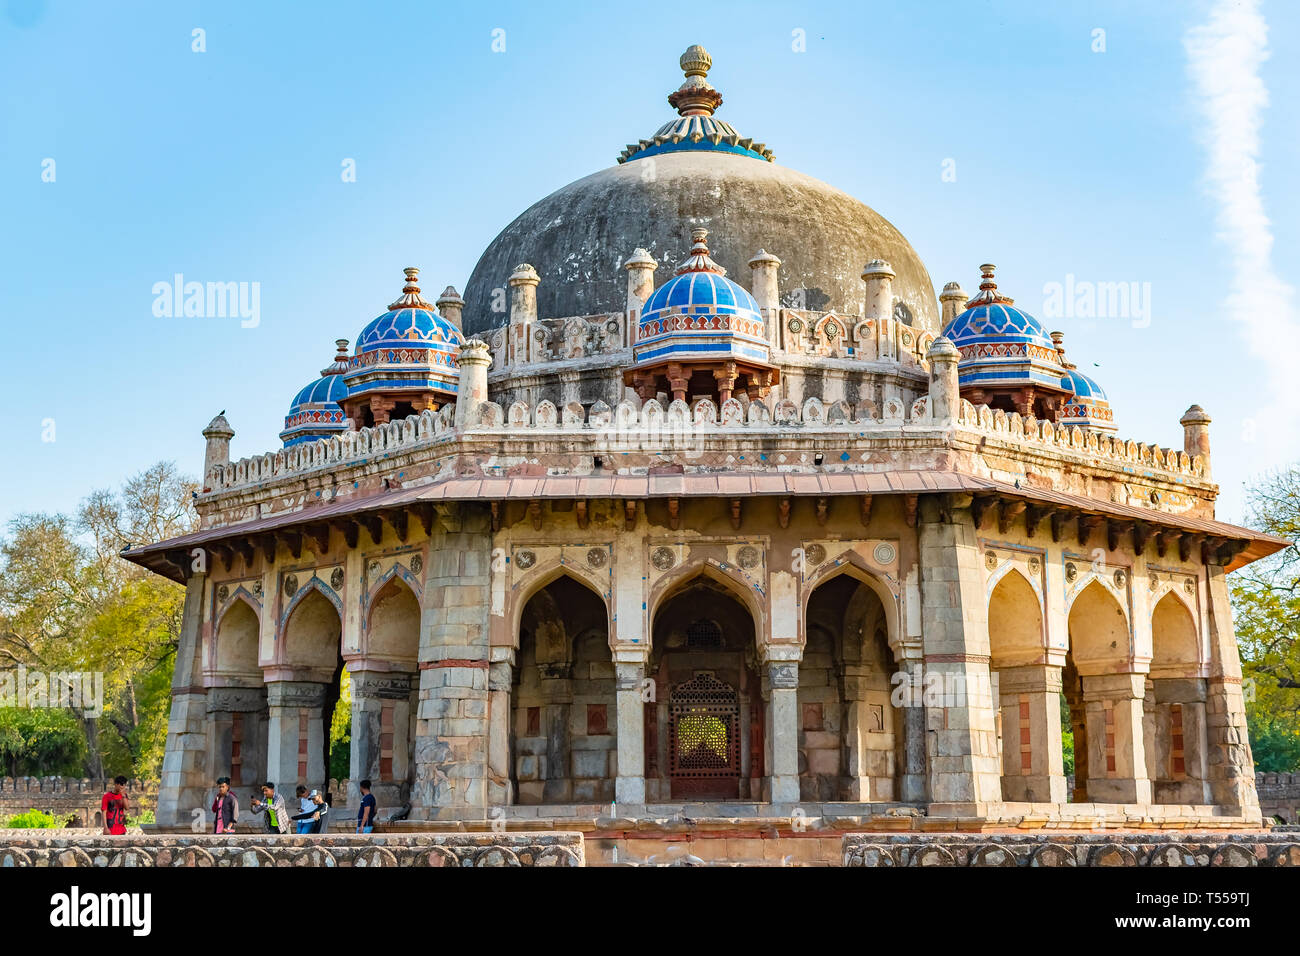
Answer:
675, 226, 727, 276
669, 44, 723, 116
964, 263, 1014, 307
321, 339, 351, 377
389, 266, 434, 310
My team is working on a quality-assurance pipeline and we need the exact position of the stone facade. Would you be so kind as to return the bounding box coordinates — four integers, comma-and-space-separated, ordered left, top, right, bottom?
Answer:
0, 778, 156, 828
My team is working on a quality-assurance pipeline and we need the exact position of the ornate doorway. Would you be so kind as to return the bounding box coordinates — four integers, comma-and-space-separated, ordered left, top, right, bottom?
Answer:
669, 672, 740, 799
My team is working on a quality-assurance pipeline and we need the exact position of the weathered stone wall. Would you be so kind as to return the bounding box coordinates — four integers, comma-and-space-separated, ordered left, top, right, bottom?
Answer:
0, 831, 584, 867
0, 778, 157, 827
1257, 772, 1300, 823
843, 831, 1300, 866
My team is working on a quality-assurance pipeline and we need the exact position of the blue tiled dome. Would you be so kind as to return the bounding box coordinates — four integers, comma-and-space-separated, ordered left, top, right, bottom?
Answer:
1064, 367, 1107, 401
641, 270, 764, 323
944, 303, 1057, 352
354, 306, 463, 356
281, 341, 351, 447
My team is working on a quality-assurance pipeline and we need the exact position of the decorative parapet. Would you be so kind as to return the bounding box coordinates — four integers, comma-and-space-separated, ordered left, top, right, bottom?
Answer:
207, 391, 1207, 495
0, 832, 585, 867
0, 777, 154, 795
955, 399, 1207, 479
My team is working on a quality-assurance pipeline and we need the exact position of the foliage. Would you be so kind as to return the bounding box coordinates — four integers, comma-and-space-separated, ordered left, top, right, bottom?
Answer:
329, 669, 351, 780
0, 462, 195, 780
0, 707, 87, 776
126, 808, 155, 827
1233, 466, 1300, 772
3, 809, 65, 828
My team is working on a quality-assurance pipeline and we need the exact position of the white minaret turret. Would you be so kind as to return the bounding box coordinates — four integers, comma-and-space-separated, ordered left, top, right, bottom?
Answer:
624, 248, 657, 322
1180, 405, 1212, 478
509, 263, 540, 325
862, 259, 896, 321
202, 412, 235, 487
437, 286, 465, 330
748, 248, 782, 346
926, 337, 962, 424
455, 339, 493, 430
939, 281, 967, 326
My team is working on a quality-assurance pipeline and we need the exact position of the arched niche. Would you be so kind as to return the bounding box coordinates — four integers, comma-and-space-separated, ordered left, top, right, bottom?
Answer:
1067, 579, 1130, 674
365, 577, 420, 668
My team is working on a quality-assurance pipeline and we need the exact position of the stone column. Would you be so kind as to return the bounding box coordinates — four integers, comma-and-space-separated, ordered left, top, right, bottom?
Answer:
1180, 405, 1212, 479
206, 685, 268, 810
840, 665, 872, 801
1151, 678, 1211, 805
939, 281, 967, 326
265, 680, 328, 792
486, 656, 514, 806
454, 339, 492, 430
763, 659, 801, 804
918, 497, 1003, 811
349, 669, 414, 808
412, 517, 493, 816
1205, 564, 1260, 815
748, 248, 782, 346
1081, 673, 1152, 804
862, 259, 895, 321
157, 572, 210, 826
436, 285, 464, 331
538, 663, 574, 803
926, 336, 961, 423
624, 248, 657, 324
614, 658, 647, 804
899, 657, 928, 802
996, 665, 1067, 803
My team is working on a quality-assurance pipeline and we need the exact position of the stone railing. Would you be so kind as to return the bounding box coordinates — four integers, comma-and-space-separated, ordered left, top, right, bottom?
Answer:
0, 778, 157, 827
207, 392, 1204, 494
0, 777, 152, 794
1257, 771, 1300, 823
0, 832, 584, 867
843, 832, 1299, 867
956, 399, 1206, 479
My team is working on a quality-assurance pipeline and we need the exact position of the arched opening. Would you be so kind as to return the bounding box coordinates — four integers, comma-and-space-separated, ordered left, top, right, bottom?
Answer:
280, 587, 344, 790
210, 599, 268, 801
802, 571, 898, 801
1149, 592, 1209, 804
350, 577, 422, 808
987, 571, 1064, 803
648, 574, 760, 801
512, 575, 613, 804
1067, 579, 1144, 803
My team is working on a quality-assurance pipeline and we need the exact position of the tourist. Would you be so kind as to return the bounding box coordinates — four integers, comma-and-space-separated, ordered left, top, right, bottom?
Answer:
294, 785, 314, 834
249, 782, 289, 834
356, 779, 377, 833
212, 776, 238, 834
291, 789, 330, 834
100, 776, 129, 835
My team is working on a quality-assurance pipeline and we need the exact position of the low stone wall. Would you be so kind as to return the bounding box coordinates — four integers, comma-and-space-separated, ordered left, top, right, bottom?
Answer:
0, 832, 584, 867
1256, 772, 1300, 823
843, 832, 1300, 867
0, 777, 156, 827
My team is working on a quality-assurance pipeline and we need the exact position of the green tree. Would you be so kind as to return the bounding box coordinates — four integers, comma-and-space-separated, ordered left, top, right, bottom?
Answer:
1233, 466, 1300, 771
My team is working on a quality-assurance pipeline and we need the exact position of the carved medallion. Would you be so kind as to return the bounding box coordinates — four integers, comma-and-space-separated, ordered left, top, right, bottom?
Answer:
410, 554, 423, 575
1027, 556, 1041, 576
787, 317, 804, 333
824, 323, 838, 339
1183, 578, 1195, 595
651, 547, 676, 571
283, 574, 298, 597
515, 549, 537, 570
330, 567, 345, 591
605, 319, 619, 334
1065, 562, 1078, 583
216, 584, 229, 602
1113, 569, 1126, 588
985, 551, 999, 570
252, 581, 263, 597
873, 543, 897, 566
1149, 573, 1160, 591
586, 548, 607, 569
805, 544, 826, 567
737, 545, 761, 569
368, 560, 381, 578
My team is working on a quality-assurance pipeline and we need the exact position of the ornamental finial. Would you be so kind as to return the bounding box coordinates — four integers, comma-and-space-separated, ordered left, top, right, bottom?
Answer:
964, 263, 1014, 308
321, 338, 351, 377
669, 44, 723, 116
388, 267, 435, 310
675, 226, 727, 276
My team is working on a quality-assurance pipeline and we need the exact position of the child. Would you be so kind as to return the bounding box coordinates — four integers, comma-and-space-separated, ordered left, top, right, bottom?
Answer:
295, 785, 314, 834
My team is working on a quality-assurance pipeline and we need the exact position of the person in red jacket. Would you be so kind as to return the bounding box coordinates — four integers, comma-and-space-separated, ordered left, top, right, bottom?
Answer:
101, 776, 129, 835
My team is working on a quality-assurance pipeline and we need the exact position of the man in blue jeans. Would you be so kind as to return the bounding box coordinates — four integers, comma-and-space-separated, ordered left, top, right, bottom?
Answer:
357, 779, 377, 833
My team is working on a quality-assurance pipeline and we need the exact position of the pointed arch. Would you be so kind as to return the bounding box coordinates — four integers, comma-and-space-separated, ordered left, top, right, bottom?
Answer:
1067, 578, 1132, 674
1150, 590, 1202, 678
280, 582, 343, 672
212, 593, 261, 676
801, 552, 900, 654
987, 568, 1046, 668
364, 575, 421, 667
650, 558, 766, 646
511, 565, 612, 650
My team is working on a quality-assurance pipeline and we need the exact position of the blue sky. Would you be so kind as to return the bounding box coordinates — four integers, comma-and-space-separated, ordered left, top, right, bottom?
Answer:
2, 0, 1297, 529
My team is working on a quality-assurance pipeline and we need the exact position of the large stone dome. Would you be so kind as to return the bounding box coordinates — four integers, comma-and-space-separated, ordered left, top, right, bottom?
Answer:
462, 150, 939, 336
